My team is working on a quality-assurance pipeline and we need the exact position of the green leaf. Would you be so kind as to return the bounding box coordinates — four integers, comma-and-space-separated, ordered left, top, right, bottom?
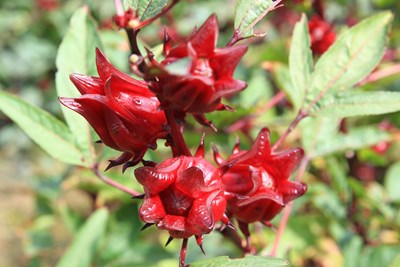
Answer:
234, 0, 282, 39
271, 63, 298, 109
306, 11, 393, 111
191, 255, 288, 267
0, 90, 87, 166
289, 14, 313, 112
56, 208, 109, 267
128, 0, 168, 21
56, 6, 103, 167
314, 91, 400, 118
301, 117, 389, 158
384, 162, 400, 202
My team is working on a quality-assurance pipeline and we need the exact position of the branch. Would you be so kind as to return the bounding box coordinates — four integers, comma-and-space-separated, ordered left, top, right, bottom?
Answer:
92, 164, 141, 196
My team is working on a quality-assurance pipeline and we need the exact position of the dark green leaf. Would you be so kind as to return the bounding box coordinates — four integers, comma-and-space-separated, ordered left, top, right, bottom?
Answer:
56, 208, 109, 267
190, 255, 288, 267
0, 90, 86, 166
234, 0, 282, 39
313, 91, 400, 117
56, 6, 103, 167
289, 14, 313, 112
306, 12, 393, 111
128, 0, 168, 21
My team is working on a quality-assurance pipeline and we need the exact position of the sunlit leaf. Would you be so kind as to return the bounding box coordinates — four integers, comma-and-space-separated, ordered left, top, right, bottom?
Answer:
314, 91, 400, 118
306, 12, 393, 112
0, 90, 87, 166
234, 0, 282, 39
289, 14, 313, 112
56, 6, 102, 167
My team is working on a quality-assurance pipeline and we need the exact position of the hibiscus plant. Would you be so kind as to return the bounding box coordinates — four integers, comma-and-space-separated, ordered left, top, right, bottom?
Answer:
0, 0, 399, 266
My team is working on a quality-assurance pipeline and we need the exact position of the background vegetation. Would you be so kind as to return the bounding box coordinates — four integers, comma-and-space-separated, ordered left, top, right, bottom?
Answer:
0, 0, 399, 266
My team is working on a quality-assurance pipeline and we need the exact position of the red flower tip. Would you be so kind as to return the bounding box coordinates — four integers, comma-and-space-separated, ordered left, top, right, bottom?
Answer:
149, 14, 248, 122
214, 128, 307, 233
135, 151, 229, 240
308, 15, 336, 55
60, 49, 168, 169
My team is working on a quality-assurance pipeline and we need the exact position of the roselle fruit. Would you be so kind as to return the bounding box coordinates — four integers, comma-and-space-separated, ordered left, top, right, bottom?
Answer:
308, 15, 336, 55
214, 128, 307, 236
148, 14, 247, 127
135, 140, 231, 249
59, 48, 168, 170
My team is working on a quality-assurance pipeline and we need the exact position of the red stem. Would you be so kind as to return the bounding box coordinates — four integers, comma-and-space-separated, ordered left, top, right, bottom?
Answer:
271, 109, 308, 151
357, 64, 400, 86
114, 0, 125, 17
179, 238, 188, 267
257, 91, 286, 114
92, 164, 141, 196
270, 156, 310, 256
165, 109, 191, 157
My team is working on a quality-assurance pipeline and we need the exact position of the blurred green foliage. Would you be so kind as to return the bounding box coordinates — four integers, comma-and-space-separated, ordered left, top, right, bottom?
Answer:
0, 0, 400, 266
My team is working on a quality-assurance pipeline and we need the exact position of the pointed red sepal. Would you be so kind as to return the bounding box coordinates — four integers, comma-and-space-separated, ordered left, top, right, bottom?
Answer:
163, 29, 171, 56
232, 136, 241, 155
211, 45, 248, 77
190, 14, 218, 56
69, 74, 103, 95
195, 235, 206, 255
193, 114, 217, 132
194, 133, 206, 158
212, 144, 224, 166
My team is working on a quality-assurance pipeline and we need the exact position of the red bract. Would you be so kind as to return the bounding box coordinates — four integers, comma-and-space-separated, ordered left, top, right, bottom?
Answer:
214, 128, 307, 235
135, 141, 230, 248
308, 15, 336, 55
149, 14, 247, 124
59, 48, 168, 170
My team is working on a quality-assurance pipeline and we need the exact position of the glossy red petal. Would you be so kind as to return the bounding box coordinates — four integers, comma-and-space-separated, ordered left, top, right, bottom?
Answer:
176, 166, 220, 198
102, 110, 146, 153
281, 181, 307, 203
135, 161, 179, 196
106, 75, 166, 129
139, 195, 166, 223
211, 78, 247, 102
59, 96, 118, 150
234, 128, 271, 164
189, 14, 218, 56
158, 215, 187, 233
69, 74, 103, 95
269, 147, 304, 181
187, 197, 214, 235
95, 48, 147, 88
238, 190, 284, 206
210, 45, 248, 78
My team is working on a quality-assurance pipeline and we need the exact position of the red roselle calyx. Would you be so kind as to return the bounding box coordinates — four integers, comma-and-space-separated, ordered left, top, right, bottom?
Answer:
59, 48, 168, 170
135, 139, 231, 249
147, 14, 248, 127
214, 128, 307, 237
308, 15, 336, 55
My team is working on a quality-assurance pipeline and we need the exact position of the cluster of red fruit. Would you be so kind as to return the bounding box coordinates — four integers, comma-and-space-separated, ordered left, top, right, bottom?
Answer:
59, 15, 306, 251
